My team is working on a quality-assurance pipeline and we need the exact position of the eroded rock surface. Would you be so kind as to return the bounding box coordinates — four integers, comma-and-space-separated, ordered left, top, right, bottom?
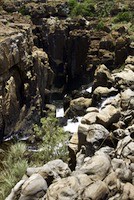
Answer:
1, 1, 134, 200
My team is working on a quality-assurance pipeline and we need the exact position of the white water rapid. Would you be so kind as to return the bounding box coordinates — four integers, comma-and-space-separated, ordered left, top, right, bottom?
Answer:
63, 117, 82, 133
86, 86, 92, 93
99, 95, 118, 111
56, 107, 64, 118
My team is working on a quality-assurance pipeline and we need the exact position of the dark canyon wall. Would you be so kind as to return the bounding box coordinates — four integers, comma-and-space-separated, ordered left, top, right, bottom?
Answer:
0, 0, 133, 140
0, 21, 53, 141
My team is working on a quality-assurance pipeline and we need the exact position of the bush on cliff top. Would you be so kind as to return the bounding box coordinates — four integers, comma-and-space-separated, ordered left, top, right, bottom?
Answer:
113, 11, 133, 23
68, 0, 95, 17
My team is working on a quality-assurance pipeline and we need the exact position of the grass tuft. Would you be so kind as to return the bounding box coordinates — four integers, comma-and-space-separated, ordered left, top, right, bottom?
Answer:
0, 143, 27, 200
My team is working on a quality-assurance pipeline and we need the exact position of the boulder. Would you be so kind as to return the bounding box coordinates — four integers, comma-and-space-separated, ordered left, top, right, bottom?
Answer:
116, 136, 133, 159
6, 180, 25, 200
99, 35, 115, 51
46, 173, 108, 200
121, 182, 134, 200
68, 132, 79, 154
104, 171, 120, 195
115, 36, 130, 66
92, 64, 113, 91
77, 152, 111, 180
121, 89, 134, 111
27, 159, 71, 184
112, 158, 132, 182
82, 180, 109, 200
81, 112, 98, 125
114, 69, 134, 90
46, 174, 93, 200
92, 86, 118, 103
96, 105, 120, 128
125, 55, 134, 65
113, 129, 126, 139
78, 123, 110, 155
99, 94, 121, 110
65, 97, 92, 118
19, 174, 48, 199
99, 49, 114, 67
68, 132, 78, 170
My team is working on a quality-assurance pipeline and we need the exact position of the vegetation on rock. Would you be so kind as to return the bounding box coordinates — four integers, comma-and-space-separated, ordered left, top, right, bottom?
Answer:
0, 143, 28, 199
0, 114, 68, 199
68, 0, 95, 17
32, 113, 69, 164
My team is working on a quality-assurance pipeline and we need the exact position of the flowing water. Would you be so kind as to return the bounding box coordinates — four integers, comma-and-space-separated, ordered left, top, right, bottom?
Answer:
56, 107, 64, 118
55, 83, 93, 133
99, 95, 118, 111
63, 117, 82, 133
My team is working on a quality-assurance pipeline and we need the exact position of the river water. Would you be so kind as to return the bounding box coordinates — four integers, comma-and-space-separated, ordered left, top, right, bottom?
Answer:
55, 84, 92, 133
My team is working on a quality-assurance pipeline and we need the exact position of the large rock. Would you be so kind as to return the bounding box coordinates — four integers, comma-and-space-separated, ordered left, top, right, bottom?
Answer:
121, 182, 134, 200
116, 136, 134, 160
86, 107, 99, 113
92, 64, 114, 92
78, 123, 110, 155
82, 180, 109, 200
115, 36, 130, 66
81, 111, 98, 125
96, 105, 120, 128
46, 174, 93, 200
112, 158, 132, 182
6, 180, 25, 200
120, 89, 134, 111
114, 69, 134, 90
99, 35, 115, 51
104, 171, 121, 196
27, 159, 71, 185
92, 86, 118, 103
65, 97, 92, 118
19, 174, 48, 200
99, 94, 121, 110
46, 174, 108, 200
126, 55, 134, 65
76, 152, 111, 180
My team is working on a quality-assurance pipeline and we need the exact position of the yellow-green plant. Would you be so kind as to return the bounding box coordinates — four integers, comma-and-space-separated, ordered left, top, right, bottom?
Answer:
68, 0, 95, 17
0, 143, 28, 200
113, 11, 133, 23
32, 113, 68, 165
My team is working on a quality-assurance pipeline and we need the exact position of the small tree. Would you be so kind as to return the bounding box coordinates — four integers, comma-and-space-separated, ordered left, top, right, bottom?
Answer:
33, 113, 69, 164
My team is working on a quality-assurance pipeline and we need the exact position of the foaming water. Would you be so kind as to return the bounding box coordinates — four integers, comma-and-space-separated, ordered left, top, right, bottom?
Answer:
86, 86, 92, 93
56, 107, 64, 118
64, 117, 82, 133
99, 95, 118, 111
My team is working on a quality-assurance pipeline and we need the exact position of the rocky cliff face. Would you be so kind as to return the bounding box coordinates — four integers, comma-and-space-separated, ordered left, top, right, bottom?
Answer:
0, 14, 53, 141
29, 9, 133, 92
0, 1, 134, 200
0, 0, 133, 140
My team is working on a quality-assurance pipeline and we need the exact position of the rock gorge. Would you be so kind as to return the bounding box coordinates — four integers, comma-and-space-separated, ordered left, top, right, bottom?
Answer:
0, 0, 134, 199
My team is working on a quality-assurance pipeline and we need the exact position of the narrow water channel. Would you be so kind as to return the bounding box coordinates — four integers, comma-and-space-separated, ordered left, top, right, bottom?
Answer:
55, 84, 93, 133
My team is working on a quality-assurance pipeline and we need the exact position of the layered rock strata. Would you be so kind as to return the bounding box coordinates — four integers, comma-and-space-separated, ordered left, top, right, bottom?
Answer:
0, 19, 53, 140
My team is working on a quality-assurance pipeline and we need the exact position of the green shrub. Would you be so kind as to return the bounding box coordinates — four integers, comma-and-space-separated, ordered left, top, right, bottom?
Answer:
96, 20, 105, 30
68, 0, 77, 10
68, 0, 95, 17
95, 0, 115, 17
114, 11, 133, 23
33, 113, 68, 164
